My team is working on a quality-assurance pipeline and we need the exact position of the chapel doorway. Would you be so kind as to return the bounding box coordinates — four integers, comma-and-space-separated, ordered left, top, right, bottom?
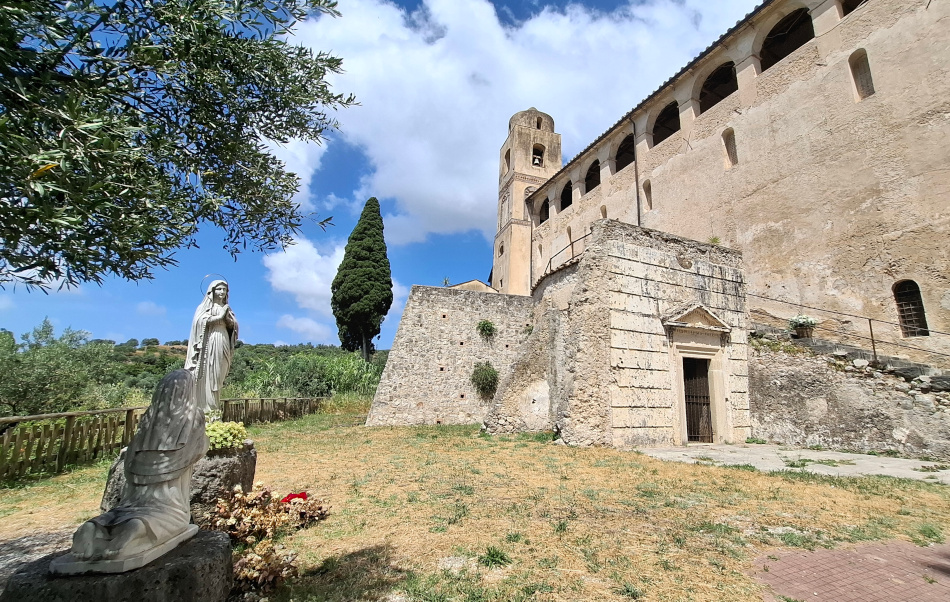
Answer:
683, 357, 713, 443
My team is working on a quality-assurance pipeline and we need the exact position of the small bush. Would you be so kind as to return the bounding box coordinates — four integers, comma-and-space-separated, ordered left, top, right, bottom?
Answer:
478, 545, 511, 567
206, 421, 248, 451
232, 540, 298, 595
476, 320, 497, 338
745, 436, 767, 444
210, 483, 330, 545
471, 361, 499, 399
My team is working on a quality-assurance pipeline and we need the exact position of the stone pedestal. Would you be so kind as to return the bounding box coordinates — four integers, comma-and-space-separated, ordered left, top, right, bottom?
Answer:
0, 530, 232, 602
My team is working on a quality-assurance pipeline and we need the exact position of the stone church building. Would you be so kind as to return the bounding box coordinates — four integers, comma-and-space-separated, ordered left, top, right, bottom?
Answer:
368, 0, 949, 448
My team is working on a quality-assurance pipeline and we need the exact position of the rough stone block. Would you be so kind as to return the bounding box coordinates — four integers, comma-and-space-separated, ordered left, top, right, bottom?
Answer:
610, 386, 673, 408
612, 406, 674, 428
616, 368, 673, 390
609, 311, 665, 334
610, 329, 667, 351
101, 441, 257, 525
611, 348, 668, 370
0, 530, 232, 602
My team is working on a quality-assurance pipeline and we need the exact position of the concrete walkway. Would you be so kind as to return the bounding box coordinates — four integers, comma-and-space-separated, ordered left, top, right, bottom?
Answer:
643, 443, 950, 600
640, 443, 950, 485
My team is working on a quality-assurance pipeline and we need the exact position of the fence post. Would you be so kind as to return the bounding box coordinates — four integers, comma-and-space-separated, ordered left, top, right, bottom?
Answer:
56, 416, 76, 472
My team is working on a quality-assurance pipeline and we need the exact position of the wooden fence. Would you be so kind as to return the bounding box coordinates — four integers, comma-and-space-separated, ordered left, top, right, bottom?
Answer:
0, 397, 324, 481
220, 397, 323, 426
0, 407, 146, 480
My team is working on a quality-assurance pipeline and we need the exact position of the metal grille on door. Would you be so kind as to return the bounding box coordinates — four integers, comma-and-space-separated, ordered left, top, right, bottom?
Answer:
683, 357, 713, 443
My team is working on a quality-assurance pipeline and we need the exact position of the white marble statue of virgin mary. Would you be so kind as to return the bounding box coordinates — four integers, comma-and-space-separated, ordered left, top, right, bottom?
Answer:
184, 279, 239, 414
51, 369, 208, 573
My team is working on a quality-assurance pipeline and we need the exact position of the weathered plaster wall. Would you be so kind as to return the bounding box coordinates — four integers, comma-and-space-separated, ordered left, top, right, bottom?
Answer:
367, 286, 533, 426
485, 221, 751, 448
525, 0, 950, 365
750, 346, 950, 460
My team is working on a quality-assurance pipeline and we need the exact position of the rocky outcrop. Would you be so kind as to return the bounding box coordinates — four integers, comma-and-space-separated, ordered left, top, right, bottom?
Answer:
101, 440, 257, 526
749, 343, 950, 460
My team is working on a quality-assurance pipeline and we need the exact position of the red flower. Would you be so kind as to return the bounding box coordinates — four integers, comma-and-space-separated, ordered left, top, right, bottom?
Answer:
280, 492, 308, 503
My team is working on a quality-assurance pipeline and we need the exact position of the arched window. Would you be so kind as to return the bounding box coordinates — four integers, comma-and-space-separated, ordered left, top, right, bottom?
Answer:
760, 9, 814, 72
849, 49, 875, 100
699, 62, 738, 114
536, 117, 543, 129
722, 128, 738, 168
652, 102, 680, 146
539, 200, 549, 224
643, 179, 653, 210
600, 206, 607, 219
840, 0, 863, 16
532, 144, 545, 167
585, 161, 601, 193
498, 243, 504, 257
615, 135, 636, 172
504, 149, 510, 173
560, 181, 573, 210
894, 281, 929, 337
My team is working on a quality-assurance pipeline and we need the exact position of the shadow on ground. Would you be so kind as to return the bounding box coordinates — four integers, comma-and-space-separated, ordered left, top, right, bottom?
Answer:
0, 529, 72, 593
275, 544, 412, 602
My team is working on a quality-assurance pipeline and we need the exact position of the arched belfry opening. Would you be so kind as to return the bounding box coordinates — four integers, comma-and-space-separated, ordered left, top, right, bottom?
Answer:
849, 49, 875, 100
760, 9, 814, 72
840, 0, 863, 16
532, 144, 545, 167
560, 181, 573, 210
539, 200, 550, 224
652, 102, 680, 146
615, 135, 636, 172
894, 280, 929, 337
699, 62, 738, 114
536, 117, 543, 129
585, 161, 601, 193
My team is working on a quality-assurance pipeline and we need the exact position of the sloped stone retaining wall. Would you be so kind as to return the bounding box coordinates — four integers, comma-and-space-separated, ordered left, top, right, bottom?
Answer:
749, 345, 950, 460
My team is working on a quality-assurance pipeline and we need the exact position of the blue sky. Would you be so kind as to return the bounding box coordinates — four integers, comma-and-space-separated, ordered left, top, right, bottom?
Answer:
0, 0, 761, 349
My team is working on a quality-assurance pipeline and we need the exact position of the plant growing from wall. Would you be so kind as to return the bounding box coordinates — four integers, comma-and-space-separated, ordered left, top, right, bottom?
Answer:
788, 315, 817, 329
476, 320, 497, 339
471, 361, 499, 399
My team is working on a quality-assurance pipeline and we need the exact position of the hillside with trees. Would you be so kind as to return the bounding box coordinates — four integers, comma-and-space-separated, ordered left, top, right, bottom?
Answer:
0, 319, 386, 418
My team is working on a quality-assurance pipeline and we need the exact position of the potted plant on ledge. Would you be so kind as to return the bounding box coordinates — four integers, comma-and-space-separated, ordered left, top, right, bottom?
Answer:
788, 314, 818, 339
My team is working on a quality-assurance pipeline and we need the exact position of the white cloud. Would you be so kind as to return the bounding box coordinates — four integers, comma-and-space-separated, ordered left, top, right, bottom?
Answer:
276, 315, 336, 343
264, 234, 408, 344
262, 237, 346, 317
290, 0, 759, 243
0, 296, 13, 311
136, 300, 167, 317
267, 139, 329, 212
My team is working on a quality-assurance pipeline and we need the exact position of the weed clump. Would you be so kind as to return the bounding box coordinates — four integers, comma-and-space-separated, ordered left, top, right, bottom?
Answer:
478, 545, 511, 567
471, 361, 499, 399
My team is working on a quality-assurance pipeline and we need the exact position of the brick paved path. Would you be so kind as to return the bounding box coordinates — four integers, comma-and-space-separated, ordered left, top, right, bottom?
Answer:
751, 540, 950, 601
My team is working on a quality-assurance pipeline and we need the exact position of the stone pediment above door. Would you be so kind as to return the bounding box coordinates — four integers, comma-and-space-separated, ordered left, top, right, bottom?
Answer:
661, 304, 732, 334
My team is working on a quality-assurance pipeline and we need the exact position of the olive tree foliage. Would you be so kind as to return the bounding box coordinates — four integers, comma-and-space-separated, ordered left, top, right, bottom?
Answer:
0, 318, 114, 416
0, 0, 354, 289
331, 197, 393, 361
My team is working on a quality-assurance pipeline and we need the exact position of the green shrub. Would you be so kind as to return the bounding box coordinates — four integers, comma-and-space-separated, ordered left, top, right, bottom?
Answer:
471, 361, 499, 398
478, 545, 511, 568
206, 421, 248, 451
476, 320, 497, 339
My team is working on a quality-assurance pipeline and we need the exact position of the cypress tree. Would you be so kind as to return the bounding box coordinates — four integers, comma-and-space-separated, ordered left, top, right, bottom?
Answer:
331, 197, 393, 360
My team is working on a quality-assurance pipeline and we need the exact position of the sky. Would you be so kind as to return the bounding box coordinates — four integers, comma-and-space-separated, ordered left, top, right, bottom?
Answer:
0, 0, 763, 349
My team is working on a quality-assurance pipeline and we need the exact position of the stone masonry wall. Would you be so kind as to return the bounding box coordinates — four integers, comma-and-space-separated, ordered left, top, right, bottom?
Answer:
749, 344, 950, 460
367, 286, 534, 426
485, 220, 750, 448
603, 222, 750, 447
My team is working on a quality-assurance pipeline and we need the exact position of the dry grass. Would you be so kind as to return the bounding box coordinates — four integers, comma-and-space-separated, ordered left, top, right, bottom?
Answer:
1, 407, 949, 602
246, 414, 950, 602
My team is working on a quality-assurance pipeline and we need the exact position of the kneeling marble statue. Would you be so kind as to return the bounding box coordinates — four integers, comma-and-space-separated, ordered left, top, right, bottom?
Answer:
50, 369, 208, 574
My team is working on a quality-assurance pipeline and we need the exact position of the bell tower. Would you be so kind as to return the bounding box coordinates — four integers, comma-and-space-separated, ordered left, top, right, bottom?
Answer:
492, 108, 562, 295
